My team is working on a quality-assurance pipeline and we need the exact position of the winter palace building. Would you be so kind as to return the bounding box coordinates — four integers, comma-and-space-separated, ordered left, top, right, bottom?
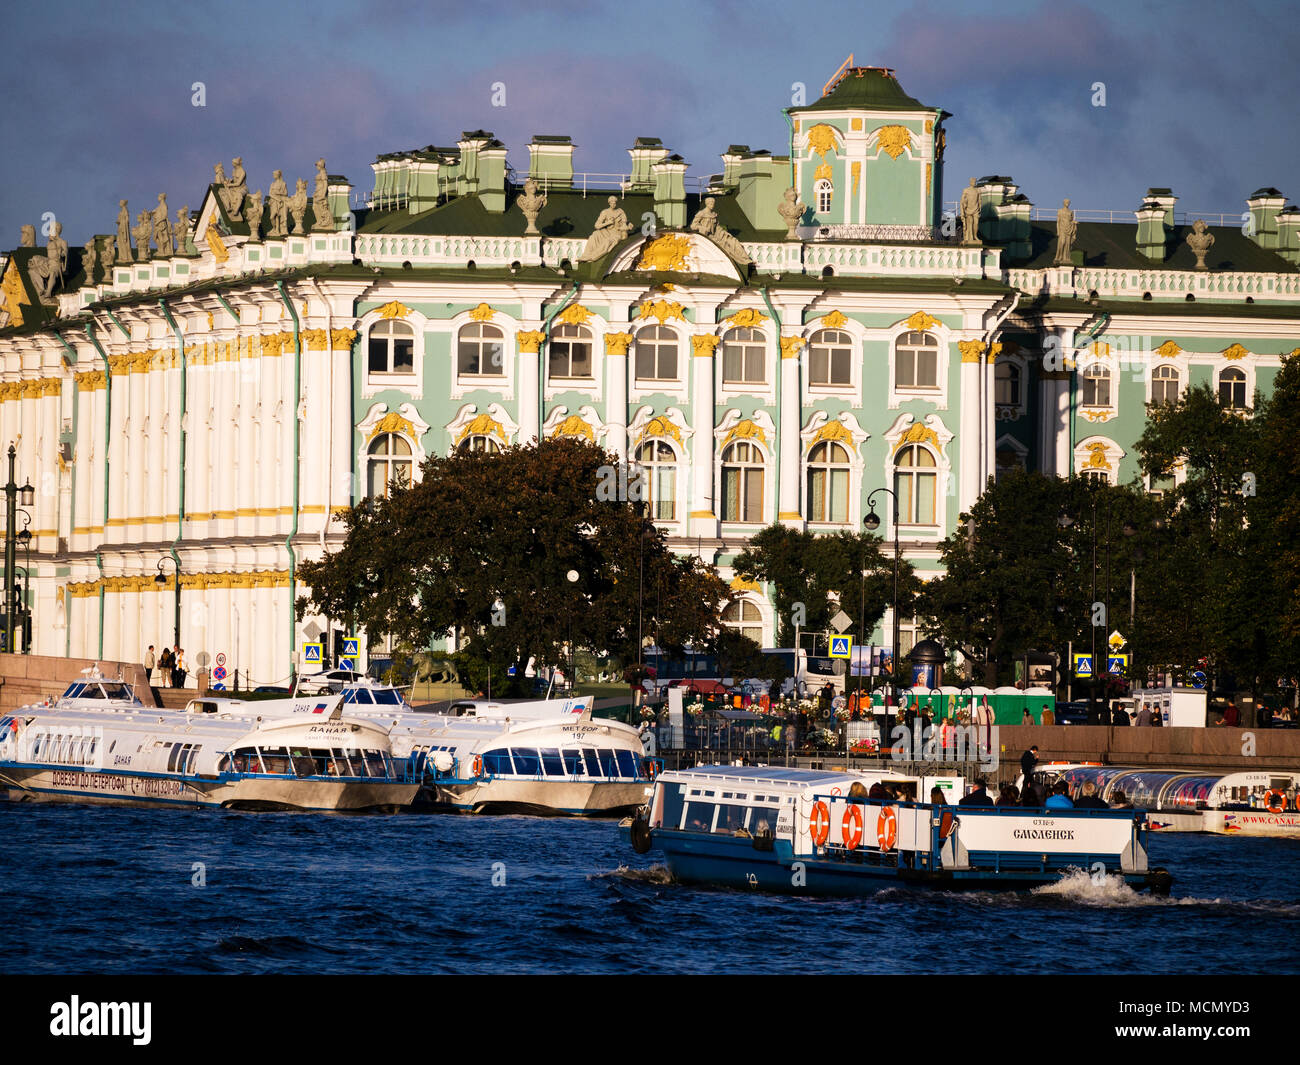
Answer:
1, 64, 1298, 683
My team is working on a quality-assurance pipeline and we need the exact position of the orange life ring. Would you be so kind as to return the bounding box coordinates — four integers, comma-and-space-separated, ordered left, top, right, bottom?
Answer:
877, 806, 898, 851
471, 754, 483, 777
1266, 789, 1286, 814
842, 805, 864, 850
645, 760, 658, 779
809, 801, 831, 846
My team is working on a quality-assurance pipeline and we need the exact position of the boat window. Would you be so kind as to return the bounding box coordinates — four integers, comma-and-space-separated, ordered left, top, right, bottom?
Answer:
292, 748, 318, 777
539, 749, 564, 776
364, 750, 388, 777
62, 683, 84, 699
598, 749, 619, 778
661, 784, 687, 829
483, 749, 512, 776
562, 749, 584, 775
335, 748, 364, 776
260, 747, 291, 775
616, 750, 640, 778
372, 689, 404, 705
749, 807, 779, 834
582, 749, 603, 777
683, 800, 716, 832
101, 683, 133, 701
511, 748, 541, 776
715, 804, 747, 833
167, 743, 183, 772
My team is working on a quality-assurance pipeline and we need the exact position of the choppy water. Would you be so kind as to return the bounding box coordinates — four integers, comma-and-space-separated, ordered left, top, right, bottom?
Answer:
2, 804, 1298, 974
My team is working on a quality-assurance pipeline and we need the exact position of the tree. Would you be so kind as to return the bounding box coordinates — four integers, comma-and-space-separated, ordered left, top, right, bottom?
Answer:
297, 437, 730, 691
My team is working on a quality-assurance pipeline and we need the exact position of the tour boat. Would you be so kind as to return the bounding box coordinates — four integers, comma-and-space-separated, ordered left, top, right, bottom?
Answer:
0, 693, 420, 812
197, 683, 652, 815
621, 765, 1171, 895
1031, 764, 1300, 836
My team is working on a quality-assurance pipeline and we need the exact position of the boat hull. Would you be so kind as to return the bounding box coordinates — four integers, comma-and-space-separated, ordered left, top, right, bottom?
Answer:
423, 777, 649, 816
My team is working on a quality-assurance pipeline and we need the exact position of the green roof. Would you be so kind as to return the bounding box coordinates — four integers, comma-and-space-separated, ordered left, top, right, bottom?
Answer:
793, 66, 937, 114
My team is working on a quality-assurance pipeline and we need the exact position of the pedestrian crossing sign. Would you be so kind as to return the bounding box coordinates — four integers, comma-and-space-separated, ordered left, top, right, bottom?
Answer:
1108, 654, 1129, 675
343, 637, 359, 657
829, 635, 853, 659
302, 642, 322, 665
1073, 654, 1093, 678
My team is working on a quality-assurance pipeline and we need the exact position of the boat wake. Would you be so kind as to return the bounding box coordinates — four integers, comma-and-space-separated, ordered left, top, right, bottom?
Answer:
592, 863, 674, 885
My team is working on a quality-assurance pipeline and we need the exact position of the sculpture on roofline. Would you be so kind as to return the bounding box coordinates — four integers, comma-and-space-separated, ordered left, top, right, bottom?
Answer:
83, 239, 99, 287
312, 158, 335, 232
268, 170, 289, 238
134, 211, 152, 262
777, 186, 804, 240
103, 234, 116, 267
115, 200, 131, 264
153, 193, 174, 257
690, 196, 751, 265
175, 207, 192, 254
20, 225, 36, 247
219, 157, 247, 220
289, 178, 309, 235
1053, 198, 1078, 266
577, 196, 630, 262
246, 191, 265, 239
27, 222, 68, 300
517, 178, 547, 235
959, 177, 981, 245
1186, 218, 1215, 270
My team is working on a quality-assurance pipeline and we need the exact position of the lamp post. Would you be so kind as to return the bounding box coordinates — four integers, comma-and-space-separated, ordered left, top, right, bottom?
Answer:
154, 555, 181, 648
3, 445, 34, 655
15, 510, 31, 654
864, 486, 901, 749
566, 568, 579, 694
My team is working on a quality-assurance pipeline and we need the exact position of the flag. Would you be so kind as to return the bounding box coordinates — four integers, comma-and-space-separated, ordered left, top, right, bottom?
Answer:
312, 703, 328, 714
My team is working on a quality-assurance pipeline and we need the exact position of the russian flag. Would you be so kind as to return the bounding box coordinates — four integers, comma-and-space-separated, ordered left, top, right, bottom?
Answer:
312, 703, 328, 714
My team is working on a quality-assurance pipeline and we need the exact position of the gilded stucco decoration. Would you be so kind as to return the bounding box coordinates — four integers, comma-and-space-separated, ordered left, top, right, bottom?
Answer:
604, 332, 634, 356
1081, 409, 1116, 422
75, 370, 107, 391
853, 162, 862, 197
874, 125, 912, 160
894, 422, 940, 454
641, 415, 684, 447
805, 123, 840, 160
691, 335, 721, 358
1221, 343, 1249, 361
454, 412, 508, 448
204, 221, 228, 263
556, 303, 595, 326
376, 300, 411, 319
468, 303, 496, 321
813, 163, 833, 184
779, 336, 805, 359
811, 419, 853, 446
821, 310, 848, 329
904, 310, 939, 331
958, 340, 986, 363
1, 260, 29, 328
1154, 341, 1182, 358
850, 118, 863, 132
730, 576, 761, 593
552, 414, 595, 442
637, 235, 693, 273
68, 571, 292, 598
725, 309, 769, 329
724, 418, 767, 446
367, 410, 418, 443
635, 299, 686, 325
516, 329, 546, 353
1084, 442, 1112, 470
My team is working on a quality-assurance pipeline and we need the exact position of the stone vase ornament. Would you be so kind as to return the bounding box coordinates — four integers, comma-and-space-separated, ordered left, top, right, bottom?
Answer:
1186, 219, 1215, 270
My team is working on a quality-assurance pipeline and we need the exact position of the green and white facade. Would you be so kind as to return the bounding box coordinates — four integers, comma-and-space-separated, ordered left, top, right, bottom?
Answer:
1, 65, 1298, 681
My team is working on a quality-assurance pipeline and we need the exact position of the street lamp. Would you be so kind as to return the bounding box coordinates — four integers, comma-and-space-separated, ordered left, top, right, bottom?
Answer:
154, 555, 181, 647
566, 568, 579, 694
3, 445, 34, 655
864, 487, 901, 750
15, 510, 31, 654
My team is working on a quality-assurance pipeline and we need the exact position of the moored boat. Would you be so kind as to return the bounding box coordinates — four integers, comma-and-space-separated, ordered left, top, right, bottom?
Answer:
622, 765, 1171, 895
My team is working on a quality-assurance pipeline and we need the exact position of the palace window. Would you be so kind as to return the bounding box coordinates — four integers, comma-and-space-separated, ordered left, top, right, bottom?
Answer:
995, 362, 1021, 405
548, 324, 593, 379
806, 441, 850, 524
722, 599, 763, 645
1151, 364, 1180, 406
721, 441, 765, 523
457, 435, 501, 454
1081, 363, 1112, 407
1147, 471, 1176, 498
895, 331, 939, 390
635, 439, 677, 521
809, 329, 853, 387
366, 433, 413, 498
894, 444, 937, 525
634, 326, 678, 383
367, 320, 415, 375
1081, 468, 1111, 486
1218, 367, 1247, 409
815, 179, 833, 215
457, 323, 505, 377
721, 328, 766, 385
995, 448, 1025, 479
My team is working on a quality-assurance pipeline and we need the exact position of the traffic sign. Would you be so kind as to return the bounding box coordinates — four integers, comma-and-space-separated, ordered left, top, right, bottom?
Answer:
213, 665, 227, 681
1108, 630, 1127, 651
1108, 654, 1129, 675
212, 682, 226, 691
829, 635, 853, 659
340, 656, 357, 671
302, 642, 322, 665
216, 652, 226, 666
829, 610, 852, 634
1192, 670, 1207, 689
343, 636, 359, 657
507, 665, 517, 676
1073, 654, 1093, 678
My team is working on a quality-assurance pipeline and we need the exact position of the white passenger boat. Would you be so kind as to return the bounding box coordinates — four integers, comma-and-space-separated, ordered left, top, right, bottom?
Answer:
1031, 764, 1300, 836
0, 682, 420, 812
200, 683, 652, 815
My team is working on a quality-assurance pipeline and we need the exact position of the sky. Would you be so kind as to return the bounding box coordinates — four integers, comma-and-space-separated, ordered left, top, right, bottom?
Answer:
2, 0, 1298, 249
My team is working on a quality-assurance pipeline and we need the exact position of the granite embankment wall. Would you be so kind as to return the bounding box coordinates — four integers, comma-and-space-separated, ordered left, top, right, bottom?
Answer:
0, 653, 156, 714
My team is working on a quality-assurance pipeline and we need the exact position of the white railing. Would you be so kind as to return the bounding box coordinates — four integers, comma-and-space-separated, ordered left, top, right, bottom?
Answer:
1005, 264, 1300, 301
943, 201, 1242, 227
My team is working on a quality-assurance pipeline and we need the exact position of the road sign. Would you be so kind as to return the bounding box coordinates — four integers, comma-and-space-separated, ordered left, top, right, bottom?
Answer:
213, 665, 227, 681
343, 637, 359, 657
212, 682, 225, 691
1192, 670, 1207, 689
340, 656, 357, 671
216, 652, 226, 666
507, 665, 517, 677
829, 610, 852, 634
829, 635, 853, 659
302, 642, 322, 665
1109, 630, 1126, 651
1073, 654, 1094, 678
1108, 654, 1129, 675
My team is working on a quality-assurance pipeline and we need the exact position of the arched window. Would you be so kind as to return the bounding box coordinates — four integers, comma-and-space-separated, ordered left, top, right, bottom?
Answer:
457, 322, 505, 376
895, 331, 938, 390
721, 441, 764, 523
995, 448, 1025, 479
815, 179, 833, 215
633, 326, 678, 383
635, 439, 677, 521
809, 329, 853, 387
548, 324, 593, 379
721, 327, 765, 385
1218, 367, 1247, 409
894, 444, 937, 525
995, 361, 1021, 405
457, 435, 501, 454
1151, 364, 1180, 406
368, 319, 415, 375
722, 599, 763, 644
366, 433, 413, 498
1081, 468, 1111, 486
1082, 363, 1111, 407
806, 441, 850, 523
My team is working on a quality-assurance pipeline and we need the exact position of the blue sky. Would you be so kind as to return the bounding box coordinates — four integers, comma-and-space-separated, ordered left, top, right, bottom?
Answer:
2, 0, 1297, 247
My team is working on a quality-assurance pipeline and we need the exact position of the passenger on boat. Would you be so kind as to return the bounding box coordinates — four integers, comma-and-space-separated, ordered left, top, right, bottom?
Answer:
1044, 781, 1074, 809
1073, 781, 1109, 809
930, 787, 946, 805
849, 781, 868, 799
959, 778, 993, 806
1110, 789, 1131, 809
868, 781, 888, 801
1020, 781, 1042, 807
996, 784, 1020, 807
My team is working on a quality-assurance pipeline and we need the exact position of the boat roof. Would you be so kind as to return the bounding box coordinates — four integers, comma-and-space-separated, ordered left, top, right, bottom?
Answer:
663, 765, 862, 786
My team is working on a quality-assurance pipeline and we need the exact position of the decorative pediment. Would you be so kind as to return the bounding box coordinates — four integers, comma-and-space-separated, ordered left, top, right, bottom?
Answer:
637, 235, 693, 272
377, 300, 412, 319
629, 405, 692, 451
714, 408, 776, 449
543, 404, 606, 444
1221, 343, 1249, 361
1073, 436, 1125, 476
723, 308, 770, 330
360, 401, 430, 444
608, 232, 745, 280
884, 412, 953, 457
555, 303, 596, 326
446, 402, 518, 448
1154, 340, 1182, 358
800, 410, 869, 456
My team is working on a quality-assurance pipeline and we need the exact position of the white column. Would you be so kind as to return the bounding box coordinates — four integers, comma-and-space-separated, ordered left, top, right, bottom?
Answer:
778, 340, 801, 522
689, 336, 716, 536
605, 333, 629, 461
518, 333, 541, 442
1055, 376, 1072, 476
958, 347, 982, 512
332, 344, 352, 511
983, 353, 997, 493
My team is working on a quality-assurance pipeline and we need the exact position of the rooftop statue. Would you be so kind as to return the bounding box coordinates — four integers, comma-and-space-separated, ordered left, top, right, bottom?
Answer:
83, 239, 99, 287
153, 193, 174, 257
103, 234, 116, 267
220, 157, 247, 220
20, 224, 36, 247
577, 196, 631, 262
175, 207, 192, 255
517, 178, 547, 235
246, 191, 265, 240
959, 178, 981, 245
116, 199, 131, 264
289, 178, 309, 235
1186, 218, 1215, 270
690, 196, 751, 265
312, 158, 335, 232
1053, 198, 1078, 266
134, 210, 152, 262
268, 170, 289, 238
777, 187, 804, 240
27, 221, 68, 301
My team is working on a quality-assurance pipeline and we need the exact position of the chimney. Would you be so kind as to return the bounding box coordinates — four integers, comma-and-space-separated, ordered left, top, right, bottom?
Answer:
1246, 187, 1286, 248
327, 175, 353, 227
477, 141, 508, 213
975, 176, 1016, 241
456, 130, 496, 197
720, 146, 750, 189
628, 138, 668, 193
1144, 187, 1177, 231
1276, 206, 1300, 265
994, 193, 1032, 258
528, 135, 575, 191
1136, 199, 1167, 260
652, 154, 689, 229
734, 151, 785, 232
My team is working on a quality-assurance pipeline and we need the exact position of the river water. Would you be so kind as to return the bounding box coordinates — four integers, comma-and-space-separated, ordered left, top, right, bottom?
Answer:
2, 804, 1297, 974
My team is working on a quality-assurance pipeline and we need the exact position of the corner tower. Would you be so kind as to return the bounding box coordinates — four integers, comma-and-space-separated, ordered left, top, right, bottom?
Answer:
787, 64, 948, 233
